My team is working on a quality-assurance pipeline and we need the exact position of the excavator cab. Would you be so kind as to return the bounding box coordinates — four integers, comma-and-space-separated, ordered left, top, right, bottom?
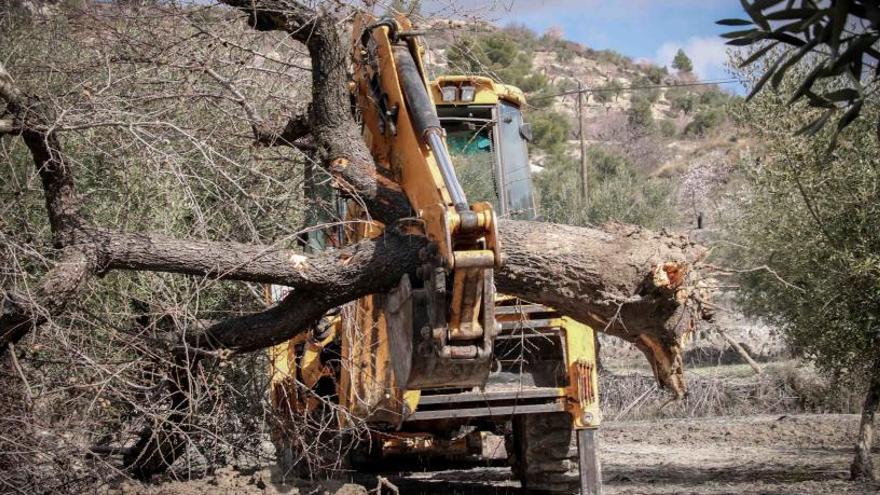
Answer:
430, 76, 538, 220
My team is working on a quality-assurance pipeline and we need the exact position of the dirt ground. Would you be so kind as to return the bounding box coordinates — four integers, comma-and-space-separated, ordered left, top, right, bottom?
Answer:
112, 413, 880, 495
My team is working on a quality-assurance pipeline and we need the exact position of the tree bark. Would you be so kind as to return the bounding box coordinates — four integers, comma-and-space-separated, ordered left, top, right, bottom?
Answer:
1, 247, 97, 351
222, 0, 412, 225
495, 221, 707, 396
851, 363, 880, 481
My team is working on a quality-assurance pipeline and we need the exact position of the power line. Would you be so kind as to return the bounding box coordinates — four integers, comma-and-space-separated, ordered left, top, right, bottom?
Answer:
529, 78, 744, 101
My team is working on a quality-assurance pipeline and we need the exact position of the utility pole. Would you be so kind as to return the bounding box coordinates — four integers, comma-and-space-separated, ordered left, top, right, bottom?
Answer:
577, 80, 589, 205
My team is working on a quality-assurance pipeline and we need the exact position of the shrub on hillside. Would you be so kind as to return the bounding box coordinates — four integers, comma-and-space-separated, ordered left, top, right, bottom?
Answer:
627, 97, 655, 132
594, 79, 623, 103
645, 65, 668, 84
529, 110, 571, 152
534, 147, 677, 230
684, 107, 726, 137
667, 86, 698, 115
595, 49, 633, 69
658, 119, 678, 138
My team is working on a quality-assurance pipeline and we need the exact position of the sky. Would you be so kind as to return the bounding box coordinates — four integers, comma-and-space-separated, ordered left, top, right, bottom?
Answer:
421, 0, 746, 91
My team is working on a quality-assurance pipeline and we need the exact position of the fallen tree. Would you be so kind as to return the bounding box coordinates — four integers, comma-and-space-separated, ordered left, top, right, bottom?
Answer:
0, 0, 709, 481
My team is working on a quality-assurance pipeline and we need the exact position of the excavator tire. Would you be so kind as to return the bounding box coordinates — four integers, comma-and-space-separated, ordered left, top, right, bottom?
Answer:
506, 412, 579, 493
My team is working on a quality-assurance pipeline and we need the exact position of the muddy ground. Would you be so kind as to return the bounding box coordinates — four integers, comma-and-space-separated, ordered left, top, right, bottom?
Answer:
113, 413, 879, 495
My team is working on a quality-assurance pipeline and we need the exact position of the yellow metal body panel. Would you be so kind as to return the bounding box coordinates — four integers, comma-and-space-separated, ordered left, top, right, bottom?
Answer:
352, 14, 455, 264
335, 204, 413, 426
560, 317, 601, 429
430, 75, 527, 108
269, 325, 336, 416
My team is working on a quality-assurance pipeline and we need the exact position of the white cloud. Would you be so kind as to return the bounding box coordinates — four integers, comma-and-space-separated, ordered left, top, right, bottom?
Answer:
656, 36, 730, 80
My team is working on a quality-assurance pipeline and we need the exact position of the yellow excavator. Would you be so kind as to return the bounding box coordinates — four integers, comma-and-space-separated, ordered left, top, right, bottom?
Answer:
267, 12, 602, 494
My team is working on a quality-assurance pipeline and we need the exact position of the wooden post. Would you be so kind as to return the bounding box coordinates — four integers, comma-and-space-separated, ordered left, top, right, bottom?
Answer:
577, 81, 589, 205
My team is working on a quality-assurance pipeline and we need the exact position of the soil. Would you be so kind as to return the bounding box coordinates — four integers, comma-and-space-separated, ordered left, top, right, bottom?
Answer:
112, 413, 879, 495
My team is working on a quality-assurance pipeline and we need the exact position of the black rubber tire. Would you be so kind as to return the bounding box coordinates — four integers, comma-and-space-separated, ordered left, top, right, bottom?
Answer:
506, 412, 579, 493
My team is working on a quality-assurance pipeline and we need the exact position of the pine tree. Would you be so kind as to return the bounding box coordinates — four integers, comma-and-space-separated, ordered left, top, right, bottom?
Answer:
672, 48, 693, 73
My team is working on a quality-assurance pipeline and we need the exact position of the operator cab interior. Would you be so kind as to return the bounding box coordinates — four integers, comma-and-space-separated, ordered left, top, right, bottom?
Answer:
437, 102, 538, 220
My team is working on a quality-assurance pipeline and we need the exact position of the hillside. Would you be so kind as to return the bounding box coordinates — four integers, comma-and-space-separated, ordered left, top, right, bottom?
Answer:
421, 19, 744, 234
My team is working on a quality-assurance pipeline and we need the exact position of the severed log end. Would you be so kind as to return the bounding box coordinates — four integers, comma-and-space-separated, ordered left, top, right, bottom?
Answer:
495, 220, 713, 397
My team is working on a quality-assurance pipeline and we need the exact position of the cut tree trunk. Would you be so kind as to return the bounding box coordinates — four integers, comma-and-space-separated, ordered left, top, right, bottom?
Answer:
496, 220, 708, 396
851, 365, 880, 481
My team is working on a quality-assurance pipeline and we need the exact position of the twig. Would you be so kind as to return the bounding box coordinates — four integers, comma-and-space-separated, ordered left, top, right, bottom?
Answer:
704, 263, 805, 293
614, 384, 655, 421
7, 343, 34, 405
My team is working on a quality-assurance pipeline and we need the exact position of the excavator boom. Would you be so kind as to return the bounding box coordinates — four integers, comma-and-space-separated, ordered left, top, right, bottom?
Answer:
350, 13, 501, 390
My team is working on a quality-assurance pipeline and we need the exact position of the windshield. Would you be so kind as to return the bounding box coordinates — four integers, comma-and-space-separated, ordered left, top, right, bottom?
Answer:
496, 102, 537, 219
438, 103, 537, 220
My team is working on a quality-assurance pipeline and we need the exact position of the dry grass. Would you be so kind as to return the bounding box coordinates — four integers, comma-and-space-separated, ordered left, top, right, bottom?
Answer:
601, 360, 866, 421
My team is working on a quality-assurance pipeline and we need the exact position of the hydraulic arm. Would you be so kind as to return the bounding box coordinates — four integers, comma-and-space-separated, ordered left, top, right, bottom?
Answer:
350, 13, 502, 389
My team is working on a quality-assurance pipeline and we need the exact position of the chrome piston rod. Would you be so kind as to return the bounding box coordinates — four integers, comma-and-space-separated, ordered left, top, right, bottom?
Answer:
426, 130, 468, 211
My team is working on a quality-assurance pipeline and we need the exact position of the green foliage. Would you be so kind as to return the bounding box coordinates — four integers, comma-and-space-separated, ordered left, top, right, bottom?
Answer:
725, 59, 880, 383
588, 172, 677, 228
535, 147, 677, 230
446, 31, 543, 94
699, 88, 733, 108
719, 0, 880, 144
683, 107, 726, 137
538, 33, 579, 64
645, 65, 669, 84
501, 23, 539, 50
672, 48, 693, 73
633, 77, 660, 103
555, 78, 577, 93
627, 97, 655, 131
657, 119, 678, 138
667, 86, 698, 114
452, 151, 498, 206
595, 49, 633, 69
594, 79, 623, 103
529, 110, 570, 152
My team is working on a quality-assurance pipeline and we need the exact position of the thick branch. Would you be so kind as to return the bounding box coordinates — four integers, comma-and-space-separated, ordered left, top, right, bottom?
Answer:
97, 219, 708, 392
182, 231, 426, 353
253, 113, 312, 148
495, 221, 709, 396
1, 247, 97, 351
221, 0, 412, 224
87, 227, 426, 302
1, 62, 82, 247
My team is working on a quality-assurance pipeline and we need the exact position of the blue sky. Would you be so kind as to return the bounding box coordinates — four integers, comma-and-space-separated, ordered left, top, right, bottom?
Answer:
421, 0, 746, 89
